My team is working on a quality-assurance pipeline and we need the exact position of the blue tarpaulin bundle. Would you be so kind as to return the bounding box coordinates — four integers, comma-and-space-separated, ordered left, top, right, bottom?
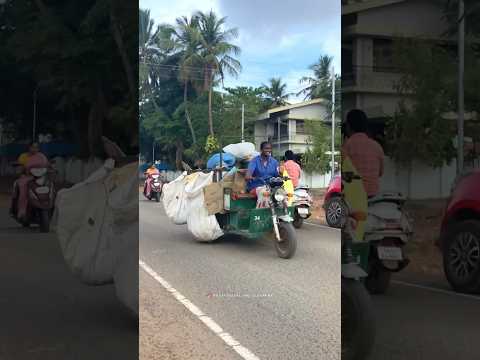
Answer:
206, 152, 236, 170
0, 143, 78, 159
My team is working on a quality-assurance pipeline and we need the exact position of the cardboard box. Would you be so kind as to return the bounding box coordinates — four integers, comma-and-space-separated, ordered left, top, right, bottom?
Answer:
203, 182, 224, 215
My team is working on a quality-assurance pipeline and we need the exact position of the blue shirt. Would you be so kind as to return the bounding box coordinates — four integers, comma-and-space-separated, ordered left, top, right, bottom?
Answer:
246, 155, 279, 191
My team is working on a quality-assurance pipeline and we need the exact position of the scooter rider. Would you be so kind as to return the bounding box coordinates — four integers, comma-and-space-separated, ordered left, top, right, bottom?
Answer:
144, 163, 160, 197
342, 109, 384, 199
10, 142, 50, 221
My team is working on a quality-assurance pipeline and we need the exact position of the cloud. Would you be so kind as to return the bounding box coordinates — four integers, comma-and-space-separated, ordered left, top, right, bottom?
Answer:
142, 0, 340, 97
139, 0, 220, 25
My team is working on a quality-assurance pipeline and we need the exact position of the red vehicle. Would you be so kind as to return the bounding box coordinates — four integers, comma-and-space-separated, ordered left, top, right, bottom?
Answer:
438, 170, 480, 293
323, 174, 346, 228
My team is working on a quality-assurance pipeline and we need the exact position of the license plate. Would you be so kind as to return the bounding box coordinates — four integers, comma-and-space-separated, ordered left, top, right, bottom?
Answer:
377, 246, 403, 260
298, 207, 309, 215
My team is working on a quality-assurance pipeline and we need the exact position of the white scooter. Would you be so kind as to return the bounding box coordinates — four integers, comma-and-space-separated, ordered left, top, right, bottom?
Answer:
292, 185, 313, 228
363, 191, 413, 294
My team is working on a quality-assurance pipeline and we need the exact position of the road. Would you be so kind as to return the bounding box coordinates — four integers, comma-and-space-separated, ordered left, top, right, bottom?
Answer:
0, 193, 138, 360
139, 198, 341, 360
370, 271, 480, 360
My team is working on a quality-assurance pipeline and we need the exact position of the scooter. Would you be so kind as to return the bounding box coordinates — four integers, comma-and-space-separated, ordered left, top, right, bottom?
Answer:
292, 185, 313, 228
363, 191, 413, 294
11, 166, 56, 233
341, 171, 375, 360
143, 173, 163, 202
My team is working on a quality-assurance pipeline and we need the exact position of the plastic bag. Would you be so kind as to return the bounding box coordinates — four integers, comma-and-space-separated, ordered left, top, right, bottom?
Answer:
206, 152, 236, 170
223, 142, 256, 160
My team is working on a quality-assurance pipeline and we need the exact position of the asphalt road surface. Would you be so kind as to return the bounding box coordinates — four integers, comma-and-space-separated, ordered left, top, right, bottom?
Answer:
370, 271, 480, 360
140, 198, 341, 360
0, 194, 138, 360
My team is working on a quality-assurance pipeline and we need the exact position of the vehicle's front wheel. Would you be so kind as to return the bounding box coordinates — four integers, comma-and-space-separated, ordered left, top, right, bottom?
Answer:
39, 209, 50, 233
274, 222, 297, 259
365, 262, 391, 295
342, 278, 375, 360
325, 196, 346, 228
443, 220, 480, 293
292, 213, 304, 229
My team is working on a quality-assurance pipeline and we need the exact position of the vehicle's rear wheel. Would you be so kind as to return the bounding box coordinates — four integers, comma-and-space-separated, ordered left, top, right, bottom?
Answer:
274, 222, 297, 259
325, 196, 346, 228
342, 278, 375, 360
443, 220, 480, 293
39, 209, 50, 233
155, 192, 160, 202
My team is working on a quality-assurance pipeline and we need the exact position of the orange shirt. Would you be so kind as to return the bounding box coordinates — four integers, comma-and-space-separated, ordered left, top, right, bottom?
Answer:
342, 133, 384, 197
284, 160, 301, 187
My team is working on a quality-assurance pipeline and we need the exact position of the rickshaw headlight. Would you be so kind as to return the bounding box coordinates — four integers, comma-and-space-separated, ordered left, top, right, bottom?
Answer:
274, 189, 286, 202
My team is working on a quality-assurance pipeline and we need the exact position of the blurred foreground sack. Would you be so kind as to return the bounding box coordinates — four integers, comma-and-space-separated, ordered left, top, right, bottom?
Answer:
53, 159, 138, 315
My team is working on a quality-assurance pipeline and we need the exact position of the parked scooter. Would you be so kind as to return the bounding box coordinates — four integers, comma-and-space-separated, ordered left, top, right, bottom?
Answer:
11, 166, 56, 232
363, 191, 413, 294
292, 185, 313, 228
341, 171, 375, 360
143, 172, 163, 202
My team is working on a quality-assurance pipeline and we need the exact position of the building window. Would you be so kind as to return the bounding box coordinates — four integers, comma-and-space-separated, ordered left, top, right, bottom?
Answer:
373, 38, 394, 72
273, 120, 288, 139
296, 120, 305, 134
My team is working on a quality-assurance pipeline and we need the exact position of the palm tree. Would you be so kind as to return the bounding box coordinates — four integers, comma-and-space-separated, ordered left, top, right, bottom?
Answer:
174, 15, 203, 144
262, 78, 290, 108
297, 55, 333, 100
195, 10, 242, 136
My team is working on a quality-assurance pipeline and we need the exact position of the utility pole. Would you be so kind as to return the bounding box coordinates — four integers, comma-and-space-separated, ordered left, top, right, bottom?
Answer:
33, 88, 37, 142
277, 117, 281, 155
331, 66, 336, 179
457, 0, 465, 175
241, 103, 245, 142
152, 142, 155, 163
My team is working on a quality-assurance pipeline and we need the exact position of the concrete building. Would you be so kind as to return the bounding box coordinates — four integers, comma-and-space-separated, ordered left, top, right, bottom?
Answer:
341, 0, 472, 199
254, 98, 330, 157
342, 0, 449, 140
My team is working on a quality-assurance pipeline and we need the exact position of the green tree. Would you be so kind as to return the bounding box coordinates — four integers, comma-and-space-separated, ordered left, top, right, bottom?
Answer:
302, 120, 340, 174
195, 10, 242, 136
297, 55, 341, 116
262, 78, 290, 108
387, 38, 456, 167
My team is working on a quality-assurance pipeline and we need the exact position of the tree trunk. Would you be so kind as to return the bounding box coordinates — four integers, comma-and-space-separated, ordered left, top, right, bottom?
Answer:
208, 79, 214, 136
88, 84, 106, 158
175, 139, 184, 170
184, 81, 197, 144
110, 3, 136, 105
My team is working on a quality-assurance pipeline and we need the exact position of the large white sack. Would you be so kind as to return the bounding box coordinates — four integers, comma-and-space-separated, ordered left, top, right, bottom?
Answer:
223, 142, 256, 160
184, 172, 223, 241
162, 172, 189, 225
108, 164, 139, 316
65, 158, 84, 184
54, 162, 115, 284
51, 156, 66, 184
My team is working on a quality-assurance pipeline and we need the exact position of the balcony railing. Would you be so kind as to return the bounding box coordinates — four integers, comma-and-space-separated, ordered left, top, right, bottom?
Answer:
342, 65, 403, 93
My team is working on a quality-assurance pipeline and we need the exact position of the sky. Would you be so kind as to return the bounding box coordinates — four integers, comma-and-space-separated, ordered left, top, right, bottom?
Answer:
140, 0, 341, 103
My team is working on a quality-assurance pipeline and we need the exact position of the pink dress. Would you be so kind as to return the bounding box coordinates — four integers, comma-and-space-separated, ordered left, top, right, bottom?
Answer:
16, 152, 49, 217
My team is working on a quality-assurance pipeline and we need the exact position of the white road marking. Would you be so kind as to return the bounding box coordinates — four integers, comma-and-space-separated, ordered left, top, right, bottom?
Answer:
139, 260, 261, 360
393, 280, 480, 301
304, 221, 340, 231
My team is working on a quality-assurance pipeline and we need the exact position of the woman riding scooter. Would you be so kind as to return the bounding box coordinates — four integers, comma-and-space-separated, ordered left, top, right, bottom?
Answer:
10, 142, 50, 222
